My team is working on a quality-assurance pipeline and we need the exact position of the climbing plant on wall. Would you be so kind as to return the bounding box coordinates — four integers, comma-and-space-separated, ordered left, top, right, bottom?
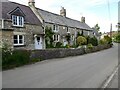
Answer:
45, 26, 54, 48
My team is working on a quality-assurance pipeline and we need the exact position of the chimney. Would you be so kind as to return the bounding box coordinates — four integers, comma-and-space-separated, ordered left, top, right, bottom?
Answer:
28, 0, 35, 7
60, 7, 66, 17
81, 16, 85, 23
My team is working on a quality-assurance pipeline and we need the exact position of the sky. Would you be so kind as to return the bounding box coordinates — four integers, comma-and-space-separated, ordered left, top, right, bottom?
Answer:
9, 0, 119, 33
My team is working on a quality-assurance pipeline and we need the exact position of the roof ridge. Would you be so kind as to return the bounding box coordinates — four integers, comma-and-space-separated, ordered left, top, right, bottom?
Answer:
37, 8, 83, 23
8, 1, 29, 8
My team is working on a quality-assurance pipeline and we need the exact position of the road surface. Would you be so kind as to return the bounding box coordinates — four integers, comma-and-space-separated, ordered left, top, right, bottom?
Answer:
2, 44, 118, 88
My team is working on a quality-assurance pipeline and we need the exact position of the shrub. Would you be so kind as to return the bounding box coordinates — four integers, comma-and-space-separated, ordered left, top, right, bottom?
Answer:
77, 36, 87, 46
88, 36, 98, 46
87, 44, 93, 49
104, 35, 112, 44
99, 35, 112, 45
99, 38, 107, 45
2, 50, 30, 70
55, 42, 62, 48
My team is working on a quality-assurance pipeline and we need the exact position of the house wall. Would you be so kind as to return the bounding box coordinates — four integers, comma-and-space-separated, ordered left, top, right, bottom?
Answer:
45, 22, 94, 46
0, 20, 45, 49
0, 30, 13, 48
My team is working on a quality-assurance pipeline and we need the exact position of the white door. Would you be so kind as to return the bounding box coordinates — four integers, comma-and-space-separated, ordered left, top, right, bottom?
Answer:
63, 38, 68, 46
35, 36, 42, 49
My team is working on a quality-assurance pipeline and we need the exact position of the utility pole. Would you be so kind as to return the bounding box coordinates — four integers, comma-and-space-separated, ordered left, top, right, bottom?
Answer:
110, 23, 112, 38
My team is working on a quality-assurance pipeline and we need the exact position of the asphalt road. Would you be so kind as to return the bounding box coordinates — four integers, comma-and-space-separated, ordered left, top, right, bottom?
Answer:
2, 44, 118, 88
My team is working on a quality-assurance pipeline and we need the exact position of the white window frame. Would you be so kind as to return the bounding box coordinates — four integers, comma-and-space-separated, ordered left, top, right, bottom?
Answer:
88, 31, 90, 36
71, 35, 74, 41
67, 27, 70, 33
53, 24, 59, 32
14, 35, 24, 46
53, 34, 60, 42
12, 15, 24, 27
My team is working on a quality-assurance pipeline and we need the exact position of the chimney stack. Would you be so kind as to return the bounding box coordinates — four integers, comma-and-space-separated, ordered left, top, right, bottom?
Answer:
60, 7, 66, 17
28, 0, 35, 7
81, 16, 85, 23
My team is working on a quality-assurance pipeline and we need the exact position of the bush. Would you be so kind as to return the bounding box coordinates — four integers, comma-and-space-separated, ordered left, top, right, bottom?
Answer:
104, 35, 112, 44
99, 35, 112, 45
2, 50, 30, 70
77, 36, 87, 46
55, 42, 62, 48
87, 44, 93, 49
99, 39, 106, 45
88, 36, 98, 46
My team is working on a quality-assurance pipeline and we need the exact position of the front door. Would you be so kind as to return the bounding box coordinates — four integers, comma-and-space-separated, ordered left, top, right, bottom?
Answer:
63, 38, 68, 46
35, 36, 42, 49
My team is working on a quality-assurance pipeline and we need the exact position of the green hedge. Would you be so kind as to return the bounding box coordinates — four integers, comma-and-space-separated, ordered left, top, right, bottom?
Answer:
2, 50, 30, 70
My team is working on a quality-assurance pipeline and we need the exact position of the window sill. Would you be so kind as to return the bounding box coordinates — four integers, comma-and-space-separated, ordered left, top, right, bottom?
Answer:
53, 30, 59, 32
14, 44, 25, 47
12, 25, 25, 28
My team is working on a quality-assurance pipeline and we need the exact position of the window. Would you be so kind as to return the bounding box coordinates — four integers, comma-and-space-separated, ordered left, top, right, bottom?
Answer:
14, 35, 24, 46
12, 15, 24, 27
71, 35, 74, 41
67, 27, 70, 33
53, 35, 60, 42
88, 31, 90, 36
53, 25, 59, 32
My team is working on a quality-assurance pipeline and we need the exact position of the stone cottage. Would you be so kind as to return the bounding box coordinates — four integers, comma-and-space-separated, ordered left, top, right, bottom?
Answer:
0, 1, 45, 50
0, 0, 96, 50
28, 0, 94, 46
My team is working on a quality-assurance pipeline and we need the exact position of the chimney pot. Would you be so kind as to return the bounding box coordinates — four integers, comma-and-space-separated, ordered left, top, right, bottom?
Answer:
81, 16, 85, 23
28, 0, 35, 7
60, 7, 66, 17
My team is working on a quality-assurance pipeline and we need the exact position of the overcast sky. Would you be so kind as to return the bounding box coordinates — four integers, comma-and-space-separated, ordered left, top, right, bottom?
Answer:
9, 0, 119, 33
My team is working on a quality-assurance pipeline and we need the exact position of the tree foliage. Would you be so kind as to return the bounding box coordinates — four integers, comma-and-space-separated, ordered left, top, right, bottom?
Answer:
94, 24, 100, 31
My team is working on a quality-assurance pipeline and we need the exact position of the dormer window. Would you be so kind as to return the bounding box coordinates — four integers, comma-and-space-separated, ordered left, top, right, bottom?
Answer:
9, 7, 25, 27
12, 15, 24, 27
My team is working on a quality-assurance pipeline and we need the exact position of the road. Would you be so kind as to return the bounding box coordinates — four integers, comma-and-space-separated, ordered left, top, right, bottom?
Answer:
2, 44, 118, 88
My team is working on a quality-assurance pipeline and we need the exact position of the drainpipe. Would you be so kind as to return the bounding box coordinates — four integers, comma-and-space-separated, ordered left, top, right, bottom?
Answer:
2, 19, 4, 29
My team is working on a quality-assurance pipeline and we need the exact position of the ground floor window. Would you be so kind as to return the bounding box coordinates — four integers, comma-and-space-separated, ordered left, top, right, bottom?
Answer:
53, 34, 60, 42
14, 35, 24, 46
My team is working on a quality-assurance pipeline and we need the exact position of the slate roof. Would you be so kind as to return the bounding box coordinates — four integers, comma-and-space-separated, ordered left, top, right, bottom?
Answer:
38, 9, 93, 31
0, 1, 41, 25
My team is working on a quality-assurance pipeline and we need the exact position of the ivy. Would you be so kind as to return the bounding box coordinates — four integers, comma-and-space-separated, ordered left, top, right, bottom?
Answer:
45, 26, 54, 48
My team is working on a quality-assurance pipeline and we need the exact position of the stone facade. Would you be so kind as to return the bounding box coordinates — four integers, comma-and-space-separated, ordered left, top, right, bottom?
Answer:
45, 23, 93, 45
0, 19, 45, 50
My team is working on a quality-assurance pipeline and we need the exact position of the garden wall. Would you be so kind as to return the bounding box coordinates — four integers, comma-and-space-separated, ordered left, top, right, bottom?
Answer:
2, 44, 112, 70
30, 44, 112, 60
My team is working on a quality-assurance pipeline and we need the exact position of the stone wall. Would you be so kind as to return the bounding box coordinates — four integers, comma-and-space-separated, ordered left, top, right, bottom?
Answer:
30, 44, 112, 60
30, 48, 85, 60
0, 30, 13, 48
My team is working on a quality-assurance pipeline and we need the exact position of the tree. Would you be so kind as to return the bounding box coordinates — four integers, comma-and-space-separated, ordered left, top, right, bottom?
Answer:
94, 24, 100, 31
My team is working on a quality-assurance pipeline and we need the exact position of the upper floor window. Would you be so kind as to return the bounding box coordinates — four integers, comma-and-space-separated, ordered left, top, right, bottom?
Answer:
53, 24, 59, 32
12, 15, 24, 27
67, 27, 70, 33
88, 31, 90, 36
